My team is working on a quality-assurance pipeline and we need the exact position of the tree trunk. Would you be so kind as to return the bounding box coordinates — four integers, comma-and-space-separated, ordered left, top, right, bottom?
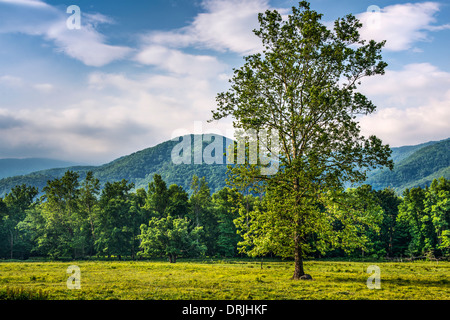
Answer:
291, 173, 305, 280
388, 230, 393, 257
168, 254, 177, 263
292, 233, 305, 280
9, 230, 14, 260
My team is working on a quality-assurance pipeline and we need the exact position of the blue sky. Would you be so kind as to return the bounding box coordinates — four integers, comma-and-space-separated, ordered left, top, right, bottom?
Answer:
0, 0, 449, 164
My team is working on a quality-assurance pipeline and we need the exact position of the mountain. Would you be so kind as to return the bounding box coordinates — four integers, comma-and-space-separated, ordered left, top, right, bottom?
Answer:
0, 135, 231, 196
387, 140, 443, 163
0, 158, 81, 180
0, 135, 448, 197
365, 138, 450, 192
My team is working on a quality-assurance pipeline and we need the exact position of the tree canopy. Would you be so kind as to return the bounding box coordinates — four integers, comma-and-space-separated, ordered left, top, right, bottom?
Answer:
211, 1, 393, 279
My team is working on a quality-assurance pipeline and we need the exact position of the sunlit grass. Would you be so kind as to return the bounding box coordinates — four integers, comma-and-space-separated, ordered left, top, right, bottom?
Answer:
0, 259, 448, 300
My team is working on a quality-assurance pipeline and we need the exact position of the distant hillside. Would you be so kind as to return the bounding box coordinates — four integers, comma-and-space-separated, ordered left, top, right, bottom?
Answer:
365, 138, 450, 192
94, 135, 231, 194
0, 135, 448, 196
0, 135, 231, 196
388, 140, 443, 163
0, 158, 81, 179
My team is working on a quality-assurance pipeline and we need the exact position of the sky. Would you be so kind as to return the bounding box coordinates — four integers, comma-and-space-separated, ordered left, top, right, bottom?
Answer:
0, 0, 449, 164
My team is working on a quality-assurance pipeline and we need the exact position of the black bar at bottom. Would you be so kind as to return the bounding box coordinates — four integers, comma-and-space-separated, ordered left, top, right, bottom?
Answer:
0, 300, 446, 318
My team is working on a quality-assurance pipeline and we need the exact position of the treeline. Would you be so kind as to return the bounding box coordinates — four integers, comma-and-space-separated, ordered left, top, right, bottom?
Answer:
0, 171, 448, 261
326, 177, 449, 259
0, 171, 241, 261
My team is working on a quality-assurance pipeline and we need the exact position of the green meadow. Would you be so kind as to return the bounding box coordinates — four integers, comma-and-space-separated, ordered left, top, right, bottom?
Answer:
0, 259, 448, 300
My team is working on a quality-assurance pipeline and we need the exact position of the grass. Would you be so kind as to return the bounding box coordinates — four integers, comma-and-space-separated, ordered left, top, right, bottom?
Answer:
0, 259, 448, 300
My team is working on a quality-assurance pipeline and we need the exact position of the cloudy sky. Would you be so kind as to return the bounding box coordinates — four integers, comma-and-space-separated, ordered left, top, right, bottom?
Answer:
0, 0, 449, 164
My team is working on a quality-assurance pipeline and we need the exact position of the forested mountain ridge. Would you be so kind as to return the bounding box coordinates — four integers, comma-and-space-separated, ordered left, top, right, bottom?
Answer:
365, 138, 450, 192
0, 135, 448, 196
386, 139, 443, 163
0, 135, 230, 196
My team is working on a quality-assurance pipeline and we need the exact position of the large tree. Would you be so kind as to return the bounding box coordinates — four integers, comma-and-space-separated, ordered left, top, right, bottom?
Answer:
424, 178, 450, 255
1, 184, 38, 259
78, 171, 100, 257
398, 178, 450, 257
96, 179, 135, 259
145, 174, 169, 218
39, 171, 82, 258
139, 215, 205, 263
211, 2, 393, 279
190, 175, 217, 255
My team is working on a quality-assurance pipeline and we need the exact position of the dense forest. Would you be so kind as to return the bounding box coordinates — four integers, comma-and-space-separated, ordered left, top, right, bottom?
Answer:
0, 170, 448, 261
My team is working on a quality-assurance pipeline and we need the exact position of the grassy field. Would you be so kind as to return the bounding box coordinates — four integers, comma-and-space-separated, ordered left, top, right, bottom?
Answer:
0, 259, 448, 300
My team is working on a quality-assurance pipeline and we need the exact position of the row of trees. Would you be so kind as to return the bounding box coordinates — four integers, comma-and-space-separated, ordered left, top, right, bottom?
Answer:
0, 171, 242, 261
329, 177, 449, 259
0, 169, 448, 261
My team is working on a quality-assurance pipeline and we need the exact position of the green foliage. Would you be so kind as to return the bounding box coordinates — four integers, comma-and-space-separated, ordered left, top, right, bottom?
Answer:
0, 169, 449, 261
211, 1, 392, 278
0, 170, 244, 261
371, 188, 406, 257
139, 215, 206, 262
235, 185, 385, 260
0, 184, 38, 259
424, 178, 450, 253
189, 175, 217, 256
95, 179, 136, 258
398, 177, 450, 257
211, 187, 243, 257
145, 174, 169, 218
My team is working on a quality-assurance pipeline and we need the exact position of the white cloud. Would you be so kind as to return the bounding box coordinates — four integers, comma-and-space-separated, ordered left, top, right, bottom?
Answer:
33, 83, 54, 93
359, 99, 450, 147
357, 2, 450, 51
46, 22, 132, 67
135, 45, 227, 78
0, 1, 132, 66
359, 63, 450, 146
142, 0, 280, 55
0, 75, 24, 87
0, 69, 233, 163
360, 63, 450, 107
0, 0, 48, 8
